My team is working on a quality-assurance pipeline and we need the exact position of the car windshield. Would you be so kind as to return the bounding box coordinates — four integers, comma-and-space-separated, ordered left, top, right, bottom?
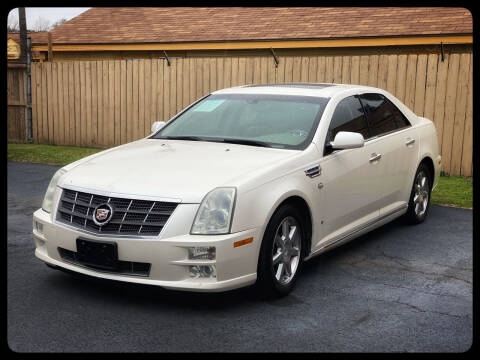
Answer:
152, 93, 330, 149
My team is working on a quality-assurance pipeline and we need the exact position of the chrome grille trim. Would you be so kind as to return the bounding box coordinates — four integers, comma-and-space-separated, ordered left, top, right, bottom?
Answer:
56, 188, 178, 237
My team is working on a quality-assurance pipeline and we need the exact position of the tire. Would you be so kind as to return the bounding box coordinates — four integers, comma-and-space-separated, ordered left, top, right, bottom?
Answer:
405, 163, 432, 224
256, 203, 306, 298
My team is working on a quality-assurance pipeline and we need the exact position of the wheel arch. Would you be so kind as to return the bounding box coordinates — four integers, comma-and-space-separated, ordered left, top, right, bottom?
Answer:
419, 156, 435, 186
263, 194, 313, 258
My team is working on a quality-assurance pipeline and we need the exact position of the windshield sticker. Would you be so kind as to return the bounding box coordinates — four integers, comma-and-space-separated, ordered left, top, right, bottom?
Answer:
192, 99, 226, 112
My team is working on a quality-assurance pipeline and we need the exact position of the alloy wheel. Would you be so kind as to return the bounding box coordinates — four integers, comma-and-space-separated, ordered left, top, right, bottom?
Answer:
271, 216, 301, 286
413, 171, 429, 217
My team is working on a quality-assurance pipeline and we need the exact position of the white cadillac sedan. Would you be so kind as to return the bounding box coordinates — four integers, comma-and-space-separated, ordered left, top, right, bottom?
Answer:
33, 83, 441, 297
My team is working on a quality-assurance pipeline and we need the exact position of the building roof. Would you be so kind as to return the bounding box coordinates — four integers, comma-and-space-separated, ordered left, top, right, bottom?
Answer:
49, 7, 472, 45
7, 31, 49, 45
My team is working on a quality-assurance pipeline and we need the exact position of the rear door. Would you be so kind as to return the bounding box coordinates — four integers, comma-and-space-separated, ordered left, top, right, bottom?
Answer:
359, 93, 419, 216
315, 95, 384, 250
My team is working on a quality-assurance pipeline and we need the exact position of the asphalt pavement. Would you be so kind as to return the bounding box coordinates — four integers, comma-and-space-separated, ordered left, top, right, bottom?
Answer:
7, 161, 473, 352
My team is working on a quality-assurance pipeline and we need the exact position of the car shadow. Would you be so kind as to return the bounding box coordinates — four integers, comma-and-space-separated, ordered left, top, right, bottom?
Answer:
47, 265, 261, 311
45, 214, 411, 311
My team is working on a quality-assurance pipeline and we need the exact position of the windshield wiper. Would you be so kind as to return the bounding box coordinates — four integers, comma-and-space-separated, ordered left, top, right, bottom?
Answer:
220, 138, 271, 148
161, 135, 204, 141
159, 136, 272, 148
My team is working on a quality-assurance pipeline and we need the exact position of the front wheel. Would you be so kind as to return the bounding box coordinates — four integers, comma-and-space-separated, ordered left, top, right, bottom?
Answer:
256, 204, 305, 298
405, 163, 432, 224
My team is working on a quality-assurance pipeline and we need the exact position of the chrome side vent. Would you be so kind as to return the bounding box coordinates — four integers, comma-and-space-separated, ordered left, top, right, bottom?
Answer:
305, 165, 321, 178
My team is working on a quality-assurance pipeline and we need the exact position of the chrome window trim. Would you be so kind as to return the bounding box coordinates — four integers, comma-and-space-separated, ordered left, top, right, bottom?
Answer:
321, 124, 414, 160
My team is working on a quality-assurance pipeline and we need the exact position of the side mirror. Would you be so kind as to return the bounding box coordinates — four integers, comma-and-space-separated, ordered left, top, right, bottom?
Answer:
330, 131, 365, 150
151, 121, 166, 134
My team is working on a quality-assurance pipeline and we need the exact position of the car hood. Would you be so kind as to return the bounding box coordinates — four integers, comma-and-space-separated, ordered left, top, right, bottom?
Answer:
60, 139, 297, 203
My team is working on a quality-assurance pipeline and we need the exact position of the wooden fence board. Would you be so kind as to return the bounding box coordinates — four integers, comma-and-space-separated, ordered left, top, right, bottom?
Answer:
386, 55, 397, 95
268, 57, 276, 83
450, 53, 471, 175
423, 54, 438, 121
182, 58, 190, 108
441, 53, 460, 174
144, 59, 151, 137
46, 62, 54, 143
120, 60, 127, 143
350, 56, 360, 84
85, 62, 92, 146
169, 58, 177, 119
460, 53, 473, 177
68, 62, 75, 145
341, 56, 350, 84
300, 56, 309, 82
108, 61, 115, 145
91, 61, 98, 146
308, 56, 317, 83
367, 55, 378, 87
414, 54, 428, 116
231, 57, 239, 87
239, 57, 246, 85
433, 53, 449, 151
284, 57, 293, 83
292, 56, 301, 82
261, 57, 269, 83
359, 55, 369, 85
114, 60, 121, 144
30, 63, 38, 143
333, 56, 342, 83
404, 54, 418, 111
377, 54, 388, 90
126, 60, 133, 143
245, 57, 253, 85
394, 55, 407, 102
132, 60, 139, 140
79, 61, 87, 146
138, 59, 145, 137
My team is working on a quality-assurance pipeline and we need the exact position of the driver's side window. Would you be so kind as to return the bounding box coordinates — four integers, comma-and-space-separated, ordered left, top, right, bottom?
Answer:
324, 96, 369, 155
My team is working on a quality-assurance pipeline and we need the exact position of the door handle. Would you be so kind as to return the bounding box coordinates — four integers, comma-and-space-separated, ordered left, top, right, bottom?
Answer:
369, 153, 382, 163
405, 138, 415, 146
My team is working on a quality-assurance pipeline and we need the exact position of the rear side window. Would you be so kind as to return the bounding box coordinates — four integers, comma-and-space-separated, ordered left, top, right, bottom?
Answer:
325, 95, 369, 146
360, 93, 411, 137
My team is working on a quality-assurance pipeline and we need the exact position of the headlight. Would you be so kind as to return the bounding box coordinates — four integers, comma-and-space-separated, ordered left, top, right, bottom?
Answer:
191, 187, 236, 235
42, 168, 67, 213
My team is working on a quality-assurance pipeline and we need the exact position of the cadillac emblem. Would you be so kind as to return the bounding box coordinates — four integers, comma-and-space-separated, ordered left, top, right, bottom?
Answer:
93, 203, 114, 226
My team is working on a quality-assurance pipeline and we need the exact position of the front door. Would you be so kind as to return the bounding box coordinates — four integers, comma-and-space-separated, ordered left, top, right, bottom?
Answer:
312, 95, 384, 252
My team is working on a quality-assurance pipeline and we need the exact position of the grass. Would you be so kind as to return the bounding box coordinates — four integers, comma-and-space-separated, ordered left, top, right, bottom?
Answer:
8, 143, 472, 209
431, 174, 472, 209
7, 143, 104, 166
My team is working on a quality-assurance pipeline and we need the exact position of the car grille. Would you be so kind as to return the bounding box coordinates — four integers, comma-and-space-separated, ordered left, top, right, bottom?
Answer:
57, 247, 151, 277
56, 188, 178, 236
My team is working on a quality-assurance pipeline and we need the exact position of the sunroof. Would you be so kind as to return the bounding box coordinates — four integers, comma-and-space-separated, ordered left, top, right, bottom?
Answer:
244, 83, 336, 89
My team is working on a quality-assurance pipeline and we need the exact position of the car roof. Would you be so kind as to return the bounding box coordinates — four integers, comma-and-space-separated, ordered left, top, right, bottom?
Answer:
212, 83, 382, 98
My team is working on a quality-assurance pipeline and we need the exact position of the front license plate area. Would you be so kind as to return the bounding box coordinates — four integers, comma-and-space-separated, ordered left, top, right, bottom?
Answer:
76, 238, 119, 271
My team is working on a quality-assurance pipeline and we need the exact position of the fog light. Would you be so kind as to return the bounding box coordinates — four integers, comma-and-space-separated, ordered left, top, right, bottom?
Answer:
188, 246, 216, 260
34, 221, 44, 234
189, 265, 216, 278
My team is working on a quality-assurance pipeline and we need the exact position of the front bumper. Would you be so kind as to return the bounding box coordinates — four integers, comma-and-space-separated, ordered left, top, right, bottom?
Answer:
33, 208, 260, 292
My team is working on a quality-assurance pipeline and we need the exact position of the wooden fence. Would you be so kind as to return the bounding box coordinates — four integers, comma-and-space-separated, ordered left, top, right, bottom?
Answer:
7, 64, 28, 142
30, 52, 473, 176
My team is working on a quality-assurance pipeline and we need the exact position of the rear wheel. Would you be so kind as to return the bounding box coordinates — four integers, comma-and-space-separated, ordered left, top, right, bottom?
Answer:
406, 163, 432, 224
257, 204, 305, 298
